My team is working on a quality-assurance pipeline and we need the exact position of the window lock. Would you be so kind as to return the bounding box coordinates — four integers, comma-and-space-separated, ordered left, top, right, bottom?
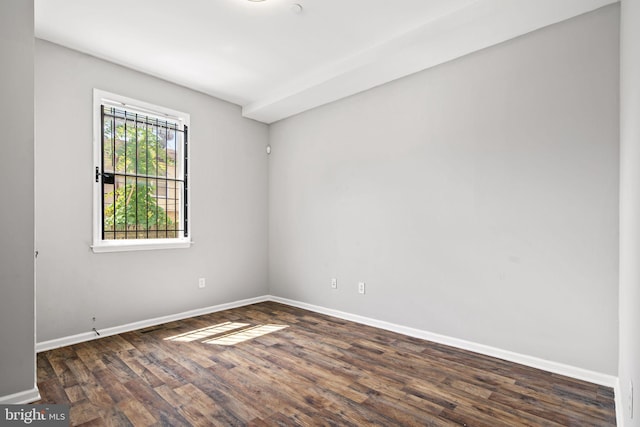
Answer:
102, 173, 115, 185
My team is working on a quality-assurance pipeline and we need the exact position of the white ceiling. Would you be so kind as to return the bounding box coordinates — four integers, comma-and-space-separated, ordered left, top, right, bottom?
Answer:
35, 0, 617, 124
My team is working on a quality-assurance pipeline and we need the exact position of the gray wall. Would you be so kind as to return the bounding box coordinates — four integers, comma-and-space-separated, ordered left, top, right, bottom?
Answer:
35, 40, 269, 343
0, 0, 36, 398
269, 5, 619, 375
619, 0, 640, 424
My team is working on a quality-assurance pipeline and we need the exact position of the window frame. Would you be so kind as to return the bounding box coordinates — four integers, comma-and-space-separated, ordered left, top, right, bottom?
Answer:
92, 89, 192, 253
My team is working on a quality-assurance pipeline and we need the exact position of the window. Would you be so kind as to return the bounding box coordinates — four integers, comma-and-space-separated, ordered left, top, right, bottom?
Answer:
92, 90, 191, 252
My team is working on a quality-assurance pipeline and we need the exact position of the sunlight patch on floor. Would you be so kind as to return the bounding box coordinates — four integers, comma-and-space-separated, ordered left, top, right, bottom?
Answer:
164, 322, 250, 342
204, 324, 289, 346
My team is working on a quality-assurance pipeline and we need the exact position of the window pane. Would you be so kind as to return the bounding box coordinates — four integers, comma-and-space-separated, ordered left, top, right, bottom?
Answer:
125, 117, 137, 174
137, 123, 148, 176
103, 181, 115, 239
114, 116, 126, 174
100, 104, 187, 243
103, 116, 115, 173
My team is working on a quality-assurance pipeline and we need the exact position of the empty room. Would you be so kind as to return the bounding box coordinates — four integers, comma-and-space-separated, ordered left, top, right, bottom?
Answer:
1, 0, 639, 426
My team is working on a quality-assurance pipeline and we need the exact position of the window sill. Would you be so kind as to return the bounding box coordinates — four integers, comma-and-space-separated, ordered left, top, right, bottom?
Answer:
91, 239, 192, 253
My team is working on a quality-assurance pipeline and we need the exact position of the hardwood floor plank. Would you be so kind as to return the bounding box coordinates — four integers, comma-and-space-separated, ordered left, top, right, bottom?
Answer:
37, 352, 57, 381
406, 377, 567, 427
37, 377, 71, 405
361, 391, 454, 426
172, 361, 260, 423
64, 384, 87, 403
35, 302, 616, 426
116, 398, 157, 426
68, 400, 103, 426
46, 350, 80, 389
93, 368, 136, 404
122, 379, 191, 426
90, 407, 134, 427
153, 384, 213, 427
236, 342, 363, 403
75, 342, 108, 372
488, 388, 605, 427
205, 351, 303, 420
65, 357, 115, 409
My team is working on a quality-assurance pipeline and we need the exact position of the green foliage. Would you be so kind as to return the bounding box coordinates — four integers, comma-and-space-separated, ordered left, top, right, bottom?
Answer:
103, 115, 176, 230
104, 184, 172, 229
104, 118, 173, 176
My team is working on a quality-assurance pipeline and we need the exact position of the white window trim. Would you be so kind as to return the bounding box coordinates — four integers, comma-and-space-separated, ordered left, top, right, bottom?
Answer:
92, 89, 192, 253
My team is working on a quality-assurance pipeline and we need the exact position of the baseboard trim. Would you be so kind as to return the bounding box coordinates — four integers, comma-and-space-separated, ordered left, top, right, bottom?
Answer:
36, 295, 270, 352
614, 378, 624, 427
269, 296, 618, 389
0, 385, 41, 404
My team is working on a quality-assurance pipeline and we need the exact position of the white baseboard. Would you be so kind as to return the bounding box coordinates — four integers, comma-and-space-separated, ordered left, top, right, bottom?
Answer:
0, 385, 41, 404
36, 295, 270, 352
269, 295, 618, 389
614, 378, 625, 427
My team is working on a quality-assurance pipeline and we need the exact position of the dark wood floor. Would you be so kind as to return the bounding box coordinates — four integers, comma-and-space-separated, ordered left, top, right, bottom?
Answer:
35, 301, 616, 426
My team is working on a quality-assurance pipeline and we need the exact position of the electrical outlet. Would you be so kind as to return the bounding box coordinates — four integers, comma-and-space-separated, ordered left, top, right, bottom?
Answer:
358, 281, 365, 294
198, 278, 206, 289
331, 278, 338, 289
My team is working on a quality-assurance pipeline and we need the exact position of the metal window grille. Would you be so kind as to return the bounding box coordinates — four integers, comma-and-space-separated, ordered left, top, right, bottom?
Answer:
98, 105, 188, 240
